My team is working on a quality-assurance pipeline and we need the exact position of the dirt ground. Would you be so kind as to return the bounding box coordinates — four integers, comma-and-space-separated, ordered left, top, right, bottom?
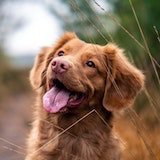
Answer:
0, 93, 33, 160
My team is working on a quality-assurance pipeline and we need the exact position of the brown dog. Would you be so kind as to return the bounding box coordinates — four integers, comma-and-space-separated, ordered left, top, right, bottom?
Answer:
26, 32, 144, 160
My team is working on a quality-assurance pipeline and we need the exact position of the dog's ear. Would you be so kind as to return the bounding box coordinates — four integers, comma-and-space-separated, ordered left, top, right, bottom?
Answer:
29, 47, 52, 89
102, 43, 145, 111
29, 32, 77, 89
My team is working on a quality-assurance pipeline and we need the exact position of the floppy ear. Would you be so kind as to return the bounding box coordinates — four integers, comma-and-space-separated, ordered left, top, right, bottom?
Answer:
29, 47, 51, 89
29, 32, 77, 89
103, 43, 145, 111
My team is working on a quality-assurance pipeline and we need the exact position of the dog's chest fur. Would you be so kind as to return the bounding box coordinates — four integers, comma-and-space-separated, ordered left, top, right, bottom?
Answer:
26, 108, 121, 160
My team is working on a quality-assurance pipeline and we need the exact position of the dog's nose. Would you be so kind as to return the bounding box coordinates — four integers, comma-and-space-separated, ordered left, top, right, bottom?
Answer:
51, 59, 70, 74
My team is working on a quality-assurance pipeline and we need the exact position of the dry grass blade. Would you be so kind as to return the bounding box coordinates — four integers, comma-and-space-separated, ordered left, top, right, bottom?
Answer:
153, 26, 160, 43
144, 88, 160, 122
94, 109, 111, 128
128, 0, 160, 86
40, 119, 76, 137
0, 137, 26, 151
152, 58, 160, 69
2, 146, 26, 155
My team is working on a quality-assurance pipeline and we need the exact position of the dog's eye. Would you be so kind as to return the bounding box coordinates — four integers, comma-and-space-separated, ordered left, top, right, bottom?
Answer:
57, 51, 64, 56
86, 60, 96, 68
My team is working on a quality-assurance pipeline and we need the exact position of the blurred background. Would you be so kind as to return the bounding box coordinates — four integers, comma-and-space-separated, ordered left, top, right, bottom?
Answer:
0, 0, 160, 159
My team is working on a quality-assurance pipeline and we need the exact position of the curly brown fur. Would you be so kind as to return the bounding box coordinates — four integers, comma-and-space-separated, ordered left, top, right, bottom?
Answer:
25, 32, 144, 160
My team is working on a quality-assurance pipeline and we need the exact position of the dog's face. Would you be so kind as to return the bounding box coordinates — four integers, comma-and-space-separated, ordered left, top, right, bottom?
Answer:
30, 32, 144, 113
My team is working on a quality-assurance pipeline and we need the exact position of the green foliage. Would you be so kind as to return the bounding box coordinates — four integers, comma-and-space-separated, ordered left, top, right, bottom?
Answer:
109, 0, 160, 58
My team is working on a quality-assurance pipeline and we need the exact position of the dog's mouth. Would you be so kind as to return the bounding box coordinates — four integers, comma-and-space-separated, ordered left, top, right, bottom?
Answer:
43, 79, 85, 113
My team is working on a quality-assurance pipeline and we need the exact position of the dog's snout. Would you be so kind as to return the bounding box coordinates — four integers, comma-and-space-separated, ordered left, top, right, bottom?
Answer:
51, 59, 70, 74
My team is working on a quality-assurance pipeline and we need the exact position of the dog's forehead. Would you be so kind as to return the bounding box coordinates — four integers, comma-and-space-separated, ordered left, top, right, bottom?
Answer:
82, 43, 103, 54
63, 38, 103, 56
63, 38, 85, 51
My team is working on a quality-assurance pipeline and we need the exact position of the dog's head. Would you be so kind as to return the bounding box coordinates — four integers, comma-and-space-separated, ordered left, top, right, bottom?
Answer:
30, 32, 144, 113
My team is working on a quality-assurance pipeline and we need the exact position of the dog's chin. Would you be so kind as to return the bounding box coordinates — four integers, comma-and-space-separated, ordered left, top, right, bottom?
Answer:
42, 78, 86, 113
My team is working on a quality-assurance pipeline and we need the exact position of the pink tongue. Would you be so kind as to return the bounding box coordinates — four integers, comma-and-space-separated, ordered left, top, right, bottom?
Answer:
43, 87, 70, 113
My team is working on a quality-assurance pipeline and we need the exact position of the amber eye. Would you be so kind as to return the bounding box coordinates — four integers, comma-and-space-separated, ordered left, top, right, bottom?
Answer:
86, 60, 96, 68
57, 51, 64, 56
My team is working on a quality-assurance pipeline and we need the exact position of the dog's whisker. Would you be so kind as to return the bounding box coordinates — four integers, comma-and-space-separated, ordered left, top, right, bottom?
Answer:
33, 109, 95, 154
